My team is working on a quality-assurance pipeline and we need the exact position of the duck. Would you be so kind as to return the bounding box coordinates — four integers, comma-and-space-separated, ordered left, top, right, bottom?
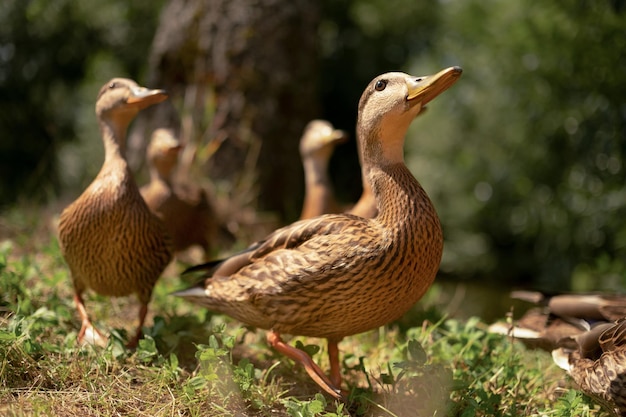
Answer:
174, 67, 462, 398
298, 119, 378, 220
346, 167, 377, 218
511, 291, 626, 322
298, 120, 348, 220
552, 318, 626, 416
346, 127, 378, 218
140, 128, 227, 260
488, 291, 626, 351
58, 78, 173, 349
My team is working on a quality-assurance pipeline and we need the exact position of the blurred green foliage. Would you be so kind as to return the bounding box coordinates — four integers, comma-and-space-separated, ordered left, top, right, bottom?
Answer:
0, 0, 163, 205
405, 0, 626, 290
1, 0, 625, 290
318, 0, 441, 201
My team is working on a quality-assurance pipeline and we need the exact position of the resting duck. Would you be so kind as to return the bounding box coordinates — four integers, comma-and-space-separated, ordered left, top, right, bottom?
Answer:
174, 67, 462, 398
489, 291, 626, 351
58, 79, 172, 348
511, 291, 626, 322
552, 319, 626, 416
298, 120, 347, 220
140, 128, 224, 260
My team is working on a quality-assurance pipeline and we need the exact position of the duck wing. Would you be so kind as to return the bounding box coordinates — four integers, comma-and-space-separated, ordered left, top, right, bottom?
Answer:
183, 213, 368, 279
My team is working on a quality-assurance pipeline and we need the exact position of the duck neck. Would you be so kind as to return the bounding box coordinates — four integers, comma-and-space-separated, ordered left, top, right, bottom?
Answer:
369, 163, 435, 227
99, 117, 130, 164
359, 113, 408, 168
300, 156, 335, 219
149, 164, 174, 186
359, 123, 437, 228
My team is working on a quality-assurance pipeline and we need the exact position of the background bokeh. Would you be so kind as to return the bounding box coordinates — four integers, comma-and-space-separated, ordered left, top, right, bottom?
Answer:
1, 0, 625, 292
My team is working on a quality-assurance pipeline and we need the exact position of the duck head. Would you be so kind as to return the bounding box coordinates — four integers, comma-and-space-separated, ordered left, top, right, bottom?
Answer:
357, 67, 462, 165
96, 78, 168, 126
299, 120, 348, 160
147, 128, 183, 179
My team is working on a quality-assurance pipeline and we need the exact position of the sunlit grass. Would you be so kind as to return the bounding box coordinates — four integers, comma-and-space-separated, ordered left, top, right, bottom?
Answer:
0, 206, 613, 416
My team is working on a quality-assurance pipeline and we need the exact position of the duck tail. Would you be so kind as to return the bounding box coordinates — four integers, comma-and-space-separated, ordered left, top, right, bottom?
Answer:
182, 259, 224, 275
171, 285, 210, 298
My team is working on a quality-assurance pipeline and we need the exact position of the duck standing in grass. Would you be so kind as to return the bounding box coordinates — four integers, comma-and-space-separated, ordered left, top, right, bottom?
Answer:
58, 79, 172, 348
175, 67, 462, 398
298, 119, 348, 220
140, 128, 225, 260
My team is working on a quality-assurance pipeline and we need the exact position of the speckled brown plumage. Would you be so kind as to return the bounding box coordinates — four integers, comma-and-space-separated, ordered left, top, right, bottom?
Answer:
140, 128, 222, 259
58, 78, 172, 348
299, 120, 347, 220
175, 67, 462, 398
553, 319, 626, 416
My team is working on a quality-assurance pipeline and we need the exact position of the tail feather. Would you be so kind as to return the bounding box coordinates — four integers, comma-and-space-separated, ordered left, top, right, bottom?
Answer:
171, 286, 209, 298
182, 259, 224, 275
182, 241, 262, 275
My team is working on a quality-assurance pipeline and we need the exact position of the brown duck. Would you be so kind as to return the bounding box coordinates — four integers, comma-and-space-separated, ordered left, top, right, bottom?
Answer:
140, 128, 224, 260
347, 121, 377, 218
511, 291, 626, 322
299, 120, 348, 220
298, 119, 378, 220
489, 291, 626, 351
174, 67, 462, 398
58, 78, 172, 348
553, 318, 626, 416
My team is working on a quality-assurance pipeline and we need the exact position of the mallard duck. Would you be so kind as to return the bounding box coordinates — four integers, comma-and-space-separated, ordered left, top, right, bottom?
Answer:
298, 119, 377, 220
174, 67, 462, 398
489, 291, 626, 351
347, 168, 377, 218
552, 318, 626, 416
511, 291, 626, 321
299, 120, 347, 220
58, 78, 173, 348
347, 128, 377, 218
140, 128, 225, 260
488, 307, 590, 351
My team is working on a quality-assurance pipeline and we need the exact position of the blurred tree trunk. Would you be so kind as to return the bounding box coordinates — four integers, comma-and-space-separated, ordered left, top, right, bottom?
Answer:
137, 0, 320, 223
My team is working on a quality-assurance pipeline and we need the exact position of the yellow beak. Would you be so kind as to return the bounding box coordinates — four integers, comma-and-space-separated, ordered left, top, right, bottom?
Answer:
406, 66, 462, 106
126, 86, 168, 107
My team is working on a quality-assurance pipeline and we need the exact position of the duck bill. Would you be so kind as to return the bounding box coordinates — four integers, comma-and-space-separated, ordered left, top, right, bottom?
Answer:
406, 66, 462, 106
127, 86, 168, 107
330, 129, 349, 145
168, 144, 184, 156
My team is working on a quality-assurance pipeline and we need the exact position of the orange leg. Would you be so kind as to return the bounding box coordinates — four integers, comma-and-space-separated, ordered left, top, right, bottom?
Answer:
267, 331, 342, 399
126, 303, 148, 349
328, 339, 342, 388
74, 293, 107, 347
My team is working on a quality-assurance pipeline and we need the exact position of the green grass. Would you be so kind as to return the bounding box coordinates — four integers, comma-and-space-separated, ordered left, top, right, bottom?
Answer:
0, 207, 612, 416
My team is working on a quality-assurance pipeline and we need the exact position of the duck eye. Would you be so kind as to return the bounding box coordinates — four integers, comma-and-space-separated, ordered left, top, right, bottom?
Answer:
108, 82, 117, 89
374, 80, 387, 91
